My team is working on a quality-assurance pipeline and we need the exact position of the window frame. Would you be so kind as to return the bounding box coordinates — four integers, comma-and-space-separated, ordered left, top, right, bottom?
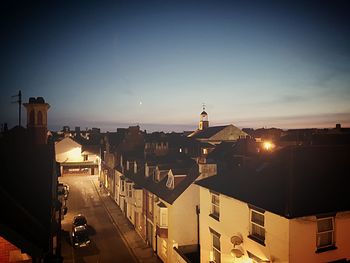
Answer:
121, 180, 125, 192
210, 229, 221, 263
316, 216, 335, 249
210, 192, 220, 220
249, 209, 265, 244
159, 207, 168, 227
127, 184, 133, 198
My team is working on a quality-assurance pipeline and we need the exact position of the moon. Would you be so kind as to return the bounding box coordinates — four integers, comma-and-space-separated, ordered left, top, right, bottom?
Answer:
139, 101, 142, 105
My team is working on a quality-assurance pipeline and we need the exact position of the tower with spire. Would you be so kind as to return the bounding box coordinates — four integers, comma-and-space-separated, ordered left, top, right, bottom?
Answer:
199, 104, 209, 130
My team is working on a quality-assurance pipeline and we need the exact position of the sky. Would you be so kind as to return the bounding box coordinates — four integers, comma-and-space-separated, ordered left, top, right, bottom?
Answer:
1, 0, 350, 132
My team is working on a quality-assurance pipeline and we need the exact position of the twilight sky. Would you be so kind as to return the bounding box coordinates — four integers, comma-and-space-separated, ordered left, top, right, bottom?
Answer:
1, 0, 350, 132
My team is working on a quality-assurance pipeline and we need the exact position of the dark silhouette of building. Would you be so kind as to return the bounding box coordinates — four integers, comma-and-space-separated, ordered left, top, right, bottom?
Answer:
0, 97, 61, 262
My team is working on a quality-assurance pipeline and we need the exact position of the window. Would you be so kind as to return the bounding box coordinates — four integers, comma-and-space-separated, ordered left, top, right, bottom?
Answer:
317, 217, 334, 249
161, 239, 167, 259
250, 209, 265, 243
134, 162, 137, 173
166, 175, 174, 189
121, 180, 125, 192
127, 184, 132, 198
29, 110, 35, 125
83, 155, 88, 161
159, 208, 168, 227
210, 192, 220, 220
210, 229, 221, 263
148, 193, 153, 216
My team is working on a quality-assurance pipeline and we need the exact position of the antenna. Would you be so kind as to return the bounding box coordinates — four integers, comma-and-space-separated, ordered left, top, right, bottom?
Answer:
11, 90, 22, 127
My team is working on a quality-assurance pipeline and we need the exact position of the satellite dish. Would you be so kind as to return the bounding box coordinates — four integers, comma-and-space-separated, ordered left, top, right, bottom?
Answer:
231, 246, 244, 258
230, 234, 243, 246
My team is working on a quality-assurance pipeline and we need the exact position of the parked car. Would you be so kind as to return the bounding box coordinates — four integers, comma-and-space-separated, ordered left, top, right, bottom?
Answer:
58, 182, 69, 200
73, 214, 87, 228
71, 225, 90, 248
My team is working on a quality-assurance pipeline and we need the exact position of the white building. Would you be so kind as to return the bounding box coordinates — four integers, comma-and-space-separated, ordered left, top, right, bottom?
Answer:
196, 143, 350, 263
55, 136, 100, 175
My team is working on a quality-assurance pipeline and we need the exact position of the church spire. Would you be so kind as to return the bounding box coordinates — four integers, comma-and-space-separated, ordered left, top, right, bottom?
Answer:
199, 104, 209, 130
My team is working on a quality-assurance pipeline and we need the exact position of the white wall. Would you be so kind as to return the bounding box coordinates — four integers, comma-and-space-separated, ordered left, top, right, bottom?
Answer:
55, 137, 83, 163
168, 184, 200, 263
199, 187, 289, 263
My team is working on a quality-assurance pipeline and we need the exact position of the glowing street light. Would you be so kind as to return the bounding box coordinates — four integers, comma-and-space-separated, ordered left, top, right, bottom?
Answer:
263, 141, 274, 151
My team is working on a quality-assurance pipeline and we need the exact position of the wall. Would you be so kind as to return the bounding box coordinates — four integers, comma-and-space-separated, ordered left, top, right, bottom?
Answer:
168, 184, 200, 263
55, 137, 83, 163
199, 187, 289, 263
0, 237, 31, 263
289, 212, 350, 263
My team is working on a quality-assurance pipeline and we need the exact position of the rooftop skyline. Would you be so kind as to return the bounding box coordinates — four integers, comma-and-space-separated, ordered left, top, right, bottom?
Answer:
1, 0, 350, 132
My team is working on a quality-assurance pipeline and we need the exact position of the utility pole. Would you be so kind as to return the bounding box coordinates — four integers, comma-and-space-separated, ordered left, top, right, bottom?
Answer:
11, 90, 22, 127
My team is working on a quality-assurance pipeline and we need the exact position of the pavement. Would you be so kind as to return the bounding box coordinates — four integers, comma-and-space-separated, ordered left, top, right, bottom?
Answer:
91, 177, 162, 263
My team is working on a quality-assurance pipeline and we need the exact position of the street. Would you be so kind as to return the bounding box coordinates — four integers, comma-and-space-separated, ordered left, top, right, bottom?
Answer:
59, 175, 137, 263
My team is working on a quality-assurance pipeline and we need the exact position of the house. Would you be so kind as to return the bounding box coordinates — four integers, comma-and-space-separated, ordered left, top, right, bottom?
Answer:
120, 154, 201, 263
55, 136, 100, 175
196, 140, 350, 263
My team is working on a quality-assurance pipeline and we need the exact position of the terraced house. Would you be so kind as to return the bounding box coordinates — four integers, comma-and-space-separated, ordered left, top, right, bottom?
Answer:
196, 138, 350, 263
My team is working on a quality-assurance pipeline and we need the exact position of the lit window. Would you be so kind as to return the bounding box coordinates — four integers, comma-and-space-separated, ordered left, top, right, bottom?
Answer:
210, 192, 220, 219
317, 217, 334, 249
211, 230, 221, 263
250, 209, 265, 243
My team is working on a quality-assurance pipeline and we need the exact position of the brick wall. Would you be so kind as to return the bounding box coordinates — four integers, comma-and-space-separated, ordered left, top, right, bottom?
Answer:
0, 236, 20, 263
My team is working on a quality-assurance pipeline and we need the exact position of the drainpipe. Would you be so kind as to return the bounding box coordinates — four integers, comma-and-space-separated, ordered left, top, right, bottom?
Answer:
196, 205, 200, 251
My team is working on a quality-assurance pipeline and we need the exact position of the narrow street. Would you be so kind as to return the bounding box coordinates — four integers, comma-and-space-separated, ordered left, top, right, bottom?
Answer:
59, 175, 137, 263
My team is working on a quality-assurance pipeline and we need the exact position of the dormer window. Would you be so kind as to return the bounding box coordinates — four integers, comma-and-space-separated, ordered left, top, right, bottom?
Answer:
134, 162, 137, 174
166, 174, 174, 189
145, 164, 149, 177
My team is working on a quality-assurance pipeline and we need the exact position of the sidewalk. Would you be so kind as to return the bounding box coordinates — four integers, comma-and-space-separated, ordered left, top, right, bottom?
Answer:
91, 178, 162, 263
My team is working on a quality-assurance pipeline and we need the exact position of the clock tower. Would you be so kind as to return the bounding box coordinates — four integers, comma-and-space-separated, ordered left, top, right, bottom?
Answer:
199, 105, 209, 130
